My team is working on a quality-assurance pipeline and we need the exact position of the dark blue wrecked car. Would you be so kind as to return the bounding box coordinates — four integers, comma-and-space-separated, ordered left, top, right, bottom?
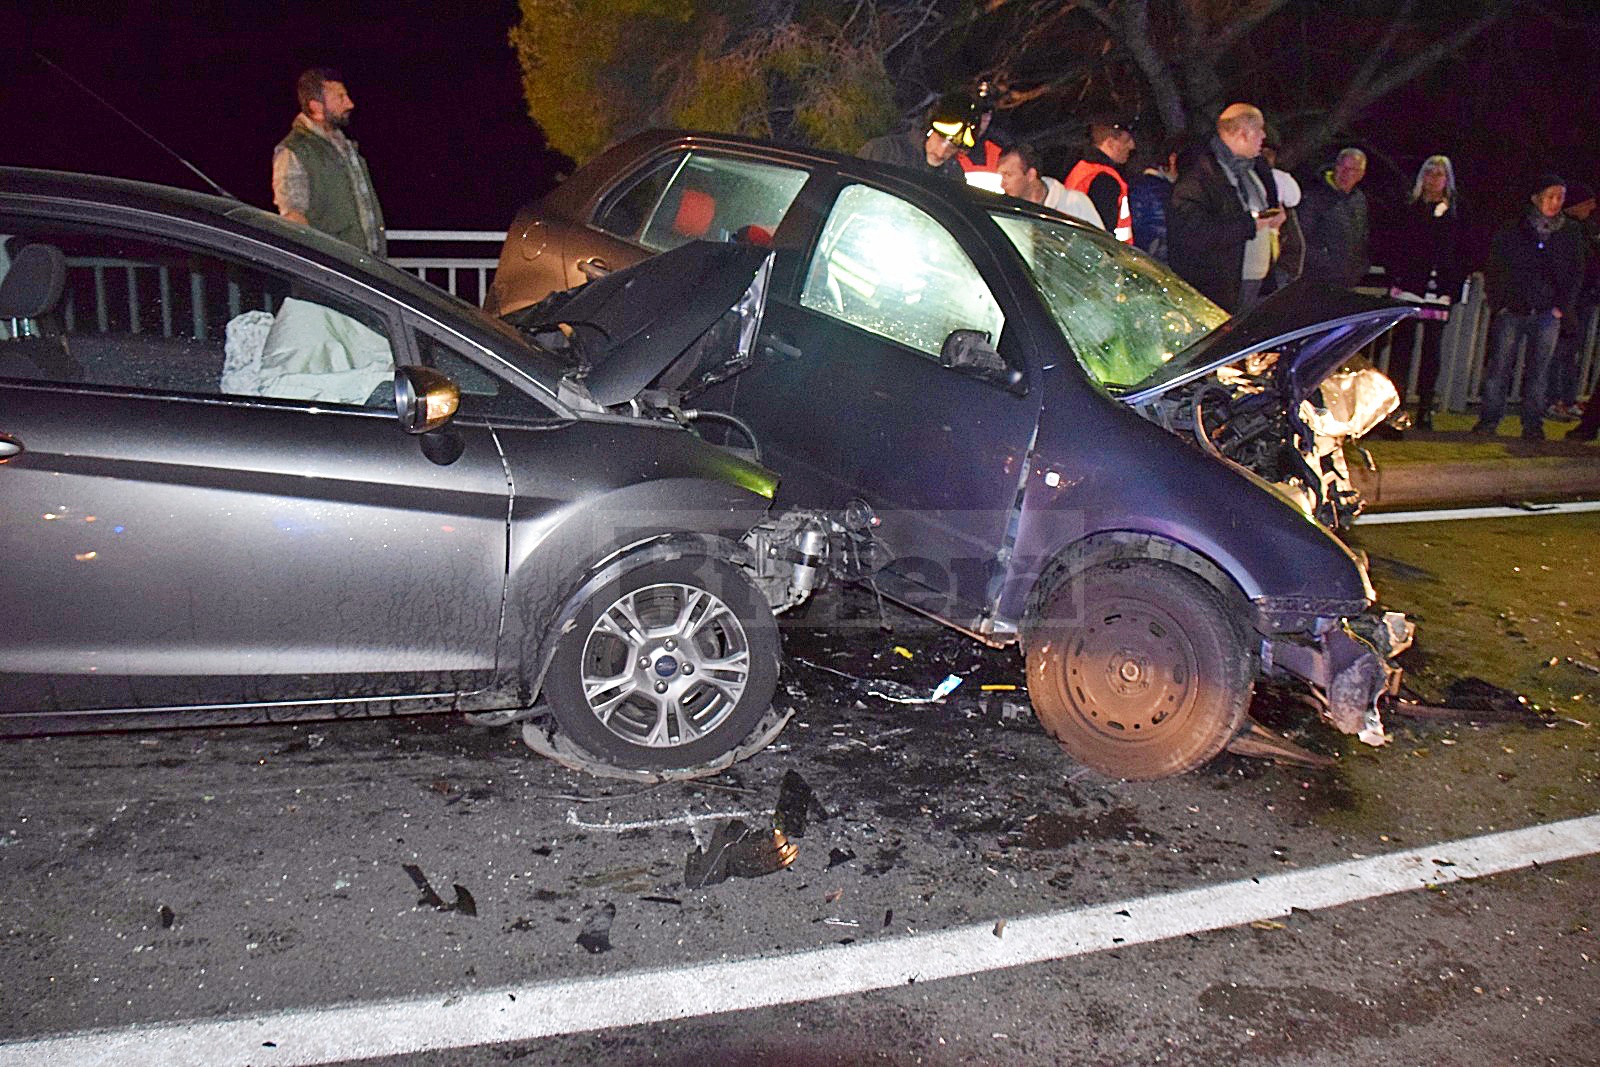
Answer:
490, 130, 1418, 780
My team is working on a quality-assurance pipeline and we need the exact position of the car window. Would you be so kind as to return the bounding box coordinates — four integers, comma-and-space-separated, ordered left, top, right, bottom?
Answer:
413, 326, 555, 421
0, 224, 397, 409
635, 153, 809, 253
799, 184, 1006, 359
593, 153, 685, 242
991, 212, 1227, 388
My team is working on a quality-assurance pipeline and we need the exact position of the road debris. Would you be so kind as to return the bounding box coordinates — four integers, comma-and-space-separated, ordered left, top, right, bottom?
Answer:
401, 864, 477, 916
576, 903, 615, 954
565, 809, 760, 833
773, 770, 825, 837
1391, 677, 1547, 723
683, 819, 797, 889
1225, 720, 1336, 767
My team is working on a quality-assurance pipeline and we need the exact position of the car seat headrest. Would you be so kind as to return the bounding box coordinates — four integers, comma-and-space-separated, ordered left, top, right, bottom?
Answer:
0, 244, 67, 319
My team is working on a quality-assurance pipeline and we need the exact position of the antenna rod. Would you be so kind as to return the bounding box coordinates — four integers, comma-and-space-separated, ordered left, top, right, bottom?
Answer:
36, 52, 237, 200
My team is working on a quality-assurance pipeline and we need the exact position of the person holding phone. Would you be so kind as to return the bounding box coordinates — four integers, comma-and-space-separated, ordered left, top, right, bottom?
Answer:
1169, 102, 1283, 313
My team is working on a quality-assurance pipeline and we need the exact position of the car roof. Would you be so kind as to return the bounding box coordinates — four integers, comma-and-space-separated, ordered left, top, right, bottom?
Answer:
0, 167, 567, 394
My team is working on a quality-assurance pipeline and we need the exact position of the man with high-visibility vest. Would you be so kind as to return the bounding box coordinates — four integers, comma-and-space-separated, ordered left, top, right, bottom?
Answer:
1063, 117, 1136, 243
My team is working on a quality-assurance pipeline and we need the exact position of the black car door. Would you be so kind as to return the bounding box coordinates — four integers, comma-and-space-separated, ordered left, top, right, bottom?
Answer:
729, 181, 1045, 624
0, 219, 509, 717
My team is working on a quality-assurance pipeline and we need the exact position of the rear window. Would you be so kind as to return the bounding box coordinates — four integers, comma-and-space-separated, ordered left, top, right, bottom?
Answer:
616, 152, 809, 253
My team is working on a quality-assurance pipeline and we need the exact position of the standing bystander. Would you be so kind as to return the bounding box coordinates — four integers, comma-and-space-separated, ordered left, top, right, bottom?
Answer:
1128, 139, 1179, 260
1474, 175, 1587, 440
996, 143, 1104, 229
1168, 103, 1281, 313
1298, 148, 1370, 288
1064, 118, 1136, 243
1261, 132, 1303, 289
1386, 155, 1466, 429
1548, 181, 1599, 421
272, 68, 386, 256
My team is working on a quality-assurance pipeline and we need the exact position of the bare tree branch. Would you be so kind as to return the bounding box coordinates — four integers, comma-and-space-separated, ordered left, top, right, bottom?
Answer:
1206, 0, 1297, 56
1285, 4, 1500, 167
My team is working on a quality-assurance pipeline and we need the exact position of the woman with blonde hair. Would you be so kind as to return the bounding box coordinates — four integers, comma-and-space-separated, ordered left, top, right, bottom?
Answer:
1387, 154, 1464, 429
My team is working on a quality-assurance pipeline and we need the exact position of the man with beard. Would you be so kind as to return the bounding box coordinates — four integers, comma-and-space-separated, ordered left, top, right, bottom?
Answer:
858, 94, 974, 184
272, 68, 386, 255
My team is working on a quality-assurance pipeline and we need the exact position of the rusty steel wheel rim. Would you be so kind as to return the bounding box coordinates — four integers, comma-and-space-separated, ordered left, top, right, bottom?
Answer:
1057, 592, 1202, 744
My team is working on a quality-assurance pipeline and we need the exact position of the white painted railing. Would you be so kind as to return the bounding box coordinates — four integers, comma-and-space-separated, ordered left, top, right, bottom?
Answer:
387, 229, 504, 308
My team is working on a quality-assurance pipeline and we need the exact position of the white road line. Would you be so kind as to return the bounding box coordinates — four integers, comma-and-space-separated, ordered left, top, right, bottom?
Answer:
564, 808, 761, 832
1357, 499, 1600, 524
5, 813, 1599, 1067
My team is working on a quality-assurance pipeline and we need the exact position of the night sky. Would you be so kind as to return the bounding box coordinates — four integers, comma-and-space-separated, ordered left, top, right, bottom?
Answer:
7, 1, 1600, 264
6, 1, 567, 229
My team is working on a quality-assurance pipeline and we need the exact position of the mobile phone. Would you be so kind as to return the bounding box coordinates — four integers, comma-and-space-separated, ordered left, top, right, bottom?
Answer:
1253, 207, 1284, 220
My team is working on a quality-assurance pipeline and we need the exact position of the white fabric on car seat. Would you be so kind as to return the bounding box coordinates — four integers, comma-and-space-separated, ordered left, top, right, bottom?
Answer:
221, 309, 276, 395
224, 297, 394, 404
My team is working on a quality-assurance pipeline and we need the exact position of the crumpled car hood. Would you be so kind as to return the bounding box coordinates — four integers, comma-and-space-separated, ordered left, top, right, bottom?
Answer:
1117, 280, 1416, 406
504, 241, 774, 407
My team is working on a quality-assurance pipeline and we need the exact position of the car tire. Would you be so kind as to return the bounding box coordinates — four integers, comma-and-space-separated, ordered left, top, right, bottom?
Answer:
538, 554, 782, 778
1025, 559, 1253, 780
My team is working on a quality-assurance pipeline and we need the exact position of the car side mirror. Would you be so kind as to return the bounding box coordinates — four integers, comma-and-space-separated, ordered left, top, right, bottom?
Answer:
394, 365, 461, 435
940, 329, 1024, 391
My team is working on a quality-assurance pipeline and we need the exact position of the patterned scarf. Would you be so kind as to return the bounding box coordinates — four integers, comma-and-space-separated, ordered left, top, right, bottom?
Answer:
1209, 134, 1267, 213
1528, 207, 1564, 239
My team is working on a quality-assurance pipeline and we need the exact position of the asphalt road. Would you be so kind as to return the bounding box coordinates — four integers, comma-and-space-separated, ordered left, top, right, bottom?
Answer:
1, 516, 1597, 1066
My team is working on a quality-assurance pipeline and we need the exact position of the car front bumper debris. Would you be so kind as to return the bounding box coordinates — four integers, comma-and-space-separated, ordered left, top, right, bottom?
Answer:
1261, 608, 1415, 745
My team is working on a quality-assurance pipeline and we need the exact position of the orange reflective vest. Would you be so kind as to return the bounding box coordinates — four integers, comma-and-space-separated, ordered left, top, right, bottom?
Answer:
1064, 159, 1133, 243
959, 139, 1005, 194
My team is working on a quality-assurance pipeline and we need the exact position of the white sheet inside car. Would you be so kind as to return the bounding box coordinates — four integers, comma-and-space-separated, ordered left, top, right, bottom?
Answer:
222, 296, 394, 404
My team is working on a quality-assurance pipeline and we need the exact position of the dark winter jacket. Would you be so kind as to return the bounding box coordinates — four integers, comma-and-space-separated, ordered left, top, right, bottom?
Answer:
1168, 150, 1279, 313
858, 130, 965, 183
1483, 211, 1586, 316
1388, 197, 1465, 299
1298, 170, 1370, 287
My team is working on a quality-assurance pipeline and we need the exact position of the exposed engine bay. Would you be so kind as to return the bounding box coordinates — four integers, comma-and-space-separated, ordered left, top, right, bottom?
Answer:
1137, 352, 1402, 530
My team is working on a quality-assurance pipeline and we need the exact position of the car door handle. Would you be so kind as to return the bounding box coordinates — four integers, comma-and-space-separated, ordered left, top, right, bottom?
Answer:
760, 334, 802, 361
577, 257, 610, 280
0, 436, 21, 462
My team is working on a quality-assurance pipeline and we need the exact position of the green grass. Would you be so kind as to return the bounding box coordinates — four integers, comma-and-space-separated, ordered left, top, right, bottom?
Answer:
1289, 514, 1600, 837
1355, 410, 1599, 466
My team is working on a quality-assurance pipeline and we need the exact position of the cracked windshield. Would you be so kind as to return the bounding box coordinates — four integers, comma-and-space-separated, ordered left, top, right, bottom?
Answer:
994, 213, 1228, 388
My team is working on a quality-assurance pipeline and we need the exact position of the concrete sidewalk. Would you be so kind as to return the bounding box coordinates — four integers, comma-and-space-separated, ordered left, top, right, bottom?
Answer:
1351, 413, 1600, 509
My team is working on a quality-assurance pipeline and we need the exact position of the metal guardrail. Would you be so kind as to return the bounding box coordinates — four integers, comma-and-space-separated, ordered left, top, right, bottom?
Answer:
387, 229, 503, 308
1365, 271, 1599, 413
44, 232, 506, 340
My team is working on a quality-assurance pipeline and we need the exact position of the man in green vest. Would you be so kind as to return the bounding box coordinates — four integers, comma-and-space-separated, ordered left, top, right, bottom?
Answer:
271, 68, 386, 256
